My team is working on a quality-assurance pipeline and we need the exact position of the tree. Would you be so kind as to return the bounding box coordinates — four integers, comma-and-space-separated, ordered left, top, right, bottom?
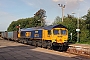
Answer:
52, 16, 61, 25
83, 9, 90, 24
83, 9, 90, 36
7, 18, 35, 31
7, 21, 17, 31
34, 9, 46, 27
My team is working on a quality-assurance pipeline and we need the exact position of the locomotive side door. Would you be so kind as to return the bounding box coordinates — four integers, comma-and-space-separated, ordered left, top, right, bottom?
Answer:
43, 30, 51, 40
47, 30, 52, 40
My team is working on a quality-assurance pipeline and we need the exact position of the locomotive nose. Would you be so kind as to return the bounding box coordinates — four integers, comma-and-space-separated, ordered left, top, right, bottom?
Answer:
56, 39, 63, 43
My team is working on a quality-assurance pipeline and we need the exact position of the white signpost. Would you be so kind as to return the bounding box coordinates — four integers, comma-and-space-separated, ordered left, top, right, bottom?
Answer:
76, 29, 80, 32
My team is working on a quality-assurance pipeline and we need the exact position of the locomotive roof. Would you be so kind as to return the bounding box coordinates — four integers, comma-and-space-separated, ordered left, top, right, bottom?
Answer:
21, 27, 43, 31
21, 28, 35, 31
21, 24, 67, 31
43, 24, 67, 30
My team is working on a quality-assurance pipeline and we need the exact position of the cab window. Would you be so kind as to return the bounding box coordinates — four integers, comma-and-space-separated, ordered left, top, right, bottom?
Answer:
53, 29, 59, 35
61, 30, 67, 35
48, 30, 51, 35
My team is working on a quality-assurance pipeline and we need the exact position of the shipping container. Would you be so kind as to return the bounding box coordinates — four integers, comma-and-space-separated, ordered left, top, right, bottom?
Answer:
7, 32, 13, 39
1, 32, 4, 38
4, 32, 8, 39
13, 31, 18, 40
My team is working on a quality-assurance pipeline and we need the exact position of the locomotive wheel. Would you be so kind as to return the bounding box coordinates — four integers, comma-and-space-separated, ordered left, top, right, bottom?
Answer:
46, 45, 51, 49
22, 41, 24, 44
46, 42, 53, 50
37, 41, 41, 47
35, 41, 38, 47
41, 42, 46, 48
32, 40, 36, 46
35, 43, 38, 47
59, 46, 63, 51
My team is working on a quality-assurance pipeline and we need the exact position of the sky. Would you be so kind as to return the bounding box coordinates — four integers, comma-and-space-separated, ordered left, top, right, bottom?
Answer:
0, 0, 90, 31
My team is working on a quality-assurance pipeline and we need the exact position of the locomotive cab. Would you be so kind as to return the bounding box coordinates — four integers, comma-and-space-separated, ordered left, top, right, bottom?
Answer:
52, 28, 68, 44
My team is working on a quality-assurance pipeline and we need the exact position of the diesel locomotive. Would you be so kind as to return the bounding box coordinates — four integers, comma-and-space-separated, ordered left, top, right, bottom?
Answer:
1, 24, 68, 51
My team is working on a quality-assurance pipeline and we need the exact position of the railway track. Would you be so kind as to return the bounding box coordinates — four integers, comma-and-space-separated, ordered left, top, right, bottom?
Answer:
28, 41, 90, 58
66, 45, 90, 58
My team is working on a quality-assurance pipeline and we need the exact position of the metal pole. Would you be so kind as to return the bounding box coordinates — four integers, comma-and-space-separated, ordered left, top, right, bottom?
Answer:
72, 12, 80, 42
58, 4, 65, 22
62, 7, 64, 22
77, 13, 79, 42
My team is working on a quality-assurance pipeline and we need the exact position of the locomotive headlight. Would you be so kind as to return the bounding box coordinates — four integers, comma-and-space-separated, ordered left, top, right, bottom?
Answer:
54, 40, 56, 42
52, 39, 56, 43
64, 40, 67, 42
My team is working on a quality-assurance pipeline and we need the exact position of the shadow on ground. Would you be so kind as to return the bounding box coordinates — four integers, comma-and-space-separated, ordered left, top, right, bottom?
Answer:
0, 44, 89, 60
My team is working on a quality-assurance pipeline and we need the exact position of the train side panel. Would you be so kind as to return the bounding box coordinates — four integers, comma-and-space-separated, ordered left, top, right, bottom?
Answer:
42, 29, 51, 40
33, 30, 42, 39
25, 31, 34, 39
20, 31, 26, 38
13, 31, 18, 40
4, 32, 8, 39
1, 32, 4, 38
18, 31, 35, 39
7, 32, 13, 40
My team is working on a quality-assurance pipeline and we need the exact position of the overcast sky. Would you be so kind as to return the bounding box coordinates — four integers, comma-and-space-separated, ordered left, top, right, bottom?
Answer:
0, 0, 90, 31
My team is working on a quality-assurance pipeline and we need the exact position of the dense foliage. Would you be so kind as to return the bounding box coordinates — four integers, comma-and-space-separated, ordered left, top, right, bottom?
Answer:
7, 18, 34, 31
7, 9, 46, 31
